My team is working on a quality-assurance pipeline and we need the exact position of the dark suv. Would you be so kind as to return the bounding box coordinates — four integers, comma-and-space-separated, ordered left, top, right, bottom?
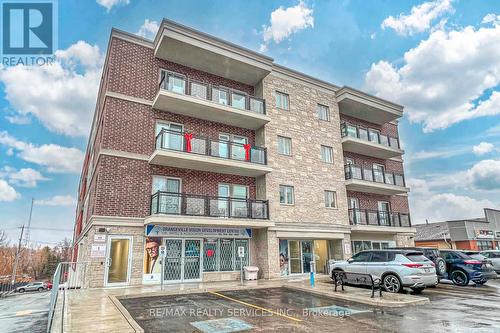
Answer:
440, 250, 498, 286
392, 247, 447, 277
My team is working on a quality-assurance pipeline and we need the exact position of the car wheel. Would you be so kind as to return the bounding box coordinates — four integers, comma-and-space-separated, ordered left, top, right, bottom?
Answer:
18, 289, 25, 293
451, 270, 469, 286
383, 274, 402, 293
436, 259, 447, 276
37, 287, 43, 292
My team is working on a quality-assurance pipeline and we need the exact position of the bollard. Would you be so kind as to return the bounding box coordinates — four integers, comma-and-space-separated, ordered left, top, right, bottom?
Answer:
310, 261, 316, 287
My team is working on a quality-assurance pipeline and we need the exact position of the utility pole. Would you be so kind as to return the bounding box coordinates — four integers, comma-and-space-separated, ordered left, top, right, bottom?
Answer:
11, 225, 25, 285
24, 198, 34, 247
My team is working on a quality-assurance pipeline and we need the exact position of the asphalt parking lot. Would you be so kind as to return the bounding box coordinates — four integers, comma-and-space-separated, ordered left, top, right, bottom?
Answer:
0, 291, 50, 333
120, 281, 500, 333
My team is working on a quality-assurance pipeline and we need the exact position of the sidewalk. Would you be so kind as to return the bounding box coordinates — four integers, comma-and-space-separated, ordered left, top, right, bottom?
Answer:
53, 276, 428, 332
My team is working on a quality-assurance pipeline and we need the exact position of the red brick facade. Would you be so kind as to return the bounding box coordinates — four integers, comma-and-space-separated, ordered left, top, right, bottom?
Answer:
347, 190, 409, 213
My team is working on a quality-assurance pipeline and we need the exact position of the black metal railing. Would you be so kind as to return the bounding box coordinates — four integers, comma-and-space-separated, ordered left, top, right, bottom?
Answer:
345, 164, 406, 187
151, 191, 269, 219
341, 122, 400, 149
155, 129, 267, 165
159, 70, 266, 115
348, 208, 411, 227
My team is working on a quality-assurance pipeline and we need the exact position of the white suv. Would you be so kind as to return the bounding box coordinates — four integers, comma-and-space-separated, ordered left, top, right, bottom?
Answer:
329, 250, 438, 293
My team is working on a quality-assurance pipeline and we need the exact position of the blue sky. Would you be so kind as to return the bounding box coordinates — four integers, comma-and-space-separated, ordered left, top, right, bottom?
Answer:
1, 0, 500, 245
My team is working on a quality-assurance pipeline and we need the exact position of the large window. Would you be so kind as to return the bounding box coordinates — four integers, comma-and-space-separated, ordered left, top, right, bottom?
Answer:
320, 145, 333, 163
275, 91, 289, 110
324, 191, 337, 208
352, 240, 391, 254
317, 104, 330, 121
278, 136, 292, 156
151, 176, 181, 214
279, 185, 294, 205
202, 239, 249, 272
477, 241, 494, 251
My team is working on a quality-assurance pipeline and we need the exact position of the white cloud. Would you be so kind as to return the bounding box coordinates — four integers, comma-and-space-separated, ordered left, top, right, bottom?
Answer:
408, 177, 495, 223
366, 20, 500, 132
0, 131, 84, 173
410, 146, 467, 161
0, 167, 48, 188
35, 195, 76, 207
482, 13, 500, 26
381, 0, 453, 36
5, 114, 30, 125
96, 0, 129, 11
136, 19, 159, 40
0, 179, 20, 202
472, 142, 494, 155
260, 1, 314, 52
0, 41, 102, 137
466, 159, 500, 191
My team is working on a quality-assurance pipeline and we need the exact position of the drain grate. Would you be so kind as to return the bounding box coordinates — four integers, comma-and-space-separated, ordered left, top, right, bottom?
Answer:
190, 317, 253, 333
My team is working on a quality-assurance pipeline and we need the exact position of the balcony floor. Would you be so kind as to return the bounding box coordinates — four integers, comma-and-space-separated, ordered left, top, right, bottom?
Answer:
342, 137, 404, 159
345, 178, 409, 195
149, 149, 272, 177
153, 89, 270, 130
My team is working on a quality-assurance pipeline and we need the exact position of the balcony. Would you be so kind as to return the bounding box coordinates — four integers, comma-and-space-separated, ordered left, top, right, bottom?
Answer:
154, 20, 273, 85
349, 208, 411, 227
149, 128, 272, 177
336, 87, 403, 125
147, 191, 273, 228
345, 164, 409, 195
153, 70, 270, 130
341, 123, 404, 159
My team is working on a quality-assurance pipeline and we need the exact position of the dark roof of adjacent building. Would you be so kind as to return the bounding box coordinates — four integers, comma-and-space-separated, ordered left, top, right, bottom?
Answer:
415, 222, 450, 241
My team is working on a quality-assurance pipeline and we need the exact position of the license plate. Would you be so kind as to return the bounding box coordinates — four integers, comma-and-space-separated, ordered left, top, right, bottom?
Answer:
424, 268, 430, 273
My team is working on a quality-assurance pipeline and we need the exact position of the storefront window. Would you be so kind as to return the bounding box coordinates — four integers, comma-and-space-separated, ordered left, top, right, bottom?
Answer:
477, 240, 493, 251
203, 239, 218, 272
202, 238, 249, 272
235, 239, 249, 270
279, 240, 289, 276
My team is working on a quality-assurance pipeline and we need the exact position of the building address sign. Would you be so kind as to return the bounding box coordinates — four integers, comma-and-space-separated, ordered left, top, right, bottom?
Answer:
145, 225, 252, 238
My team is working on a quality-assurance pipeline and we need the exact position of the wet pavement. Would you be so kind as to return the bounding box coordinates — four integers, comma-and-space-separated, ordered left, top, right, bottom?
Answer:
120, 280, 500, 333
0, 291, 50, 333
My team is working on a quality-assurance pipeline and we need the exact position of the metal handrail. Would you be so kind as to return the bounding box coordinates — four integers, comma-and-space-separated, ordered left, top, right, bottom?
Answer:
159, 69, 266, 114
344, 164, 406, 187
150, 190, 269, 220
341, 122, 400, 149
348, 208, 411, 227
155, 128, 267, 165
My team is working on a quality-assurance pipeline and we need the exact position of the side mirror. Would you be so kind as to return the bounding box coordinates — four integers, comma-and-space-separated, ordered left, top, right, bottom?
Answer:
347, 258, 354, 263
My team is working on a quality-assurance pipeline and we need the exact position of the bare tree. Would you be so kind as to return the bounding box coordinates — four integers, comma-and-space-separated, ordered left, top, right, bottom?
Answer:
0, 230, 8, 247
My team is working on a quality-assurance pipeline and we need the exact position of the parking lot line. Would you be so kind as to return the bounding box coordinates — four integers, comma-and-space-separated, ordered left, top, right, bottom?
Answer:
208, 291, 303, 323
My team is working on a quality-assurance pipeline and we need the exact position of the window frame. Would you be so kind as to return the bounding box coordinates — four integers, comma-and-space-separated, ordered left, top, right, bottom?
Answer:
277, 135, 292, 156
324, 190, 337, 209
320, 145, 334, 163
279, 185, 295, 205
317, 103, 330, 121
275, 91, 290, 111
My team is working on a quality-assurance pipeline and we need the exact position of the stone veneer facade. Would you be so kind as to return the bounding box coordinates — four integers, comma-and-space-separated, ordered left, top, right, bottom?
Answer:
73, 22, 414, 288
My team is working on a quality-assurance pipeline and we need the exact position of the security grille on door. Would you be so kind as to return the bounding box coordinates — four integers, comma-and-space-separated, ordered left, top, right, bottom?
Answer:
220, 239, 234, 271
164, 240, 182, 281
184, 240, 201, 280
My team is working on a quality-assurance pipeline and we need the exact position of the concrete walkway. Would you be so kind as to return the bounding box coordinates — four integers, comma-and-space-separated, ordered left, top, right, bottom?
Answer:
53, 276, 428, 332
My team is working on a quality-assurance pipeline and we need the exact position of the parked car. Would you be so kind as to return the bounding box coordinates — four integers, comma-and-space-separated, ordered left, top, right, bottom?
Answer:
15, 281, 49, 293
480, 250, 500, 273
440, 250, 498, 286
392, 247, 447, 277
329, 250, 437, 293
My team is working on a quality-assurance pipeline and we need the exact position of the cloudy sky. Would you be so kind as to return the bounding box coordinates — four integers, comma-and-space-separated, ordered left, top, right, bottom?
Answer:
1, 0, 500, 245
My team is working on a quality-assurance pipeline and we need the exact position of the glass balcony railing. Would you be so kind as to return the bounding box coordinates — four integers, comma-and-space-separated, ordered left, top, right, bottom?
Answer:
341, 122, 400, 149
155, 129, 267, 165
348, 208, 411, 227
151, 191, 269, 219
345, 164, 406, 187
159, 70, 266, 115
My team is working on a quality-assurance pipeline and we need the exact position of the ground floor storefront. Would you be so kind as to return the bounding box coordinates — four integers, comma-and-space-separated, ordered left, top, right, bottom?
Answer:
350, 231, 415, 254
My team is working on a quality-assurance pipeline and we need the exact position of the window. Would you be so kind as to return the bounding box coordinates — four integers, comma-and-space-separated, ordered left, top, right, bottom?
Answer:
218, 184, 248, 218
317, 104, 330, 121
231, 92, 247, 110
156, 122, 184, 150
151, 176, 181, 214
324, 191, 337, 208
278, 136, 292, 156
371, 251, 389, 262
477, 241, 494, 251
368, 129, 380, 143
351, 252, 371, 262
275, 91, 289, 110
218, 133, 248, 160
279, 185, 294, 205
202, 238, 249, 272
320, 145, 333, 163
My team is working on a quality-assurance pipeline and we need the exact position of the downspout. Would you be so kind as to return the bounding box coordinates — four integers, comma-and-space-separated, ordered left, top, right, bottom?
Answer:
443, 232, 452, 249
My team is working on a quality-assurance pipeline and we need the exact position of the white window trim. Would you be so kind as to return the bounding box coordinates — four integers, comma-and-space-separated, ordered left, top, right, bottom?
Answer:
324, 190, 337, 209
218, 183, 250, 198
152, 175, 183, 194
317, 103, 330, 121
279, 185, 295, 205
277, 135, 292, 156
320, 145, 334, 164
275, 91, 290, 111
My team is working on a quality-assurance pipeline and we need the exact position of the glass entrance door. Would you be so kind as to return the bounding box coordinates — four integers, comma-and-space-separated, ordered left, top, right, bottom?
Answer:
163, 239, 202, 283
301, 241, 313, 273
105, 236, 132, 286
289, 241, 302, 274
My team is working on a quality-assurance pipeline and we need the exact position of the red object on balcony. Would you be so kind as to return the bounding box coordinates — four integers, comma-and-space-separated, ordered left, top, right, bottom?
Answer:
244, 144, 251, 161
184, 133, 193, 152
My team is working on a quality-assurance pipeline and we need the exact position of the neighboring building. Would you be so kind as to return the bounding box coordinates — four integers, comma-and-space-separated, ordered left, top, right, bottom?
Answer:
415, 208, 500, 251
72, 19, 413, 288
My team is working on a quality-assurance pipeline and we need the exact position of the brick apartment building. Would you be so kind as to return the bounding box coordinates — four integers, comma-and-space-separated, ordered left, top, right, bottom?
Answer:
73, 20, 414, 288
